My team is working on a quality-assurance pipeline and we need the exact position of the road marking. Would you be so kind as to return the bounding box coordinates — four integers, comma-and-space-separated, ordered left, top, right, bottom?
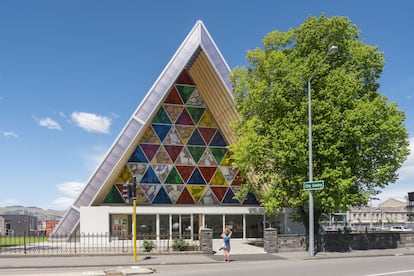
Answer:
364, 270, 414, 276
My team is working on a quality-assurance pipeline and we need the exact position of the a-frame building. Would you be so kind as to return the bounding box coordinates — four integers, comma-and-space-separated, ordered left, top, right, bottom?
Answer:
53, 21, 265, 240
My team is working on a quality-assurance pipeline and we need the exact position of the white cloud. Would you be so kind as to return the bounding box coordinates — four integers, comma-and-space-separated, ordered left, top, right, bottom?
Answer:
2, 131, 18, 138
71, 112, 111, 134
38, 117, 62, 131
56, 181, 86, 198
49, 181, 86, 209
396, 137, 414, 182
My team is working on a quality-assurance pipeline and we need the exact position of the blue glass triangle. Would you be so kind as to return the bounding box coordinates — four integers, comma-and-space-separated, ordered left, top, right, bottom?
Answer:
128, 145, 148, 163
152, 124, 171, 142
141, 166, 161, 184
187, 167, 206, 184
209, 130, 227, 147
243, 193, 260, 205
152, 186, 172, 204
187, 128, 205, 146
222, 188, 240, 204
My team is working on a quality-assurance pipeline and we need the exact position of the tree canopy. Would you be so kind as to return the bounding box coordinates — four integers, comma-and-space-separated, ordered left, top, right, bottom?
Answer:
229, 15, 410, 233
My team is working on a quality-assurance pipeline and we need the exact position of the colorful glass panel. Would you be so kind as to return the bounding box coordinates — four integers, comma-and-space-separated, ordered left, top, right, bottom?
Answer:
116, 165, 133, 183
210, 130, 227, 147
152, 124, 171, 142
140, 144, 160, 161
209, 147, 227, 164
164, 86, 183, 105
152, 107, 171, 124
211, 187, 228, 202
199, 187, 220, 205
141, 127, 160, 144
198, 127, 216, 145
140, 166, 160, 184
187, 107, 205, 124
176, 187, 195, 204
153, 164, 172, 183
175, 126, 194, 144
198, 110, 217, 127
165, 184, 184, 203
152, 187, 172, 204
103, 70, 259, 207
164, 145, 183, 162
175, 165, 195, 182
186, 88, 205, 107
198, 148, 217, 166
103, 186, 125, 204
128, 146, 148, 163
151, 146, 172, 164
187, 128, 205, 146
165, 167, 184, 184
176, 85, 195, 104
187, 167, 206, 184
187, 185, 206, 203
175, 108, 194, 125
210, 169, 227, 186
243, 193, 260, 205
222, 188, 240, 204
198, 166, 216, 183
175, 147, 196, 165
163, 127, 183, 145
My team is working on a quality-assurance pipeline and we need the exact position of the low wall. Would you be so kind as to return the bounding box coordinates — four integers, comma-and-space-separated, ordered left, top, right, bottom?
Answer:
264, 230, 414, 253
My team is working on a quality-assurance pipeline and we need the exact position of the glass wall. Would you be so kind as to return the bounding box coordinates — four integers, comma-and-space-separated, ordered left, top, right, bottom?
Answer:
159, 214, 169, 238
205, 215, 223, 238
136, 214, 156, 238
246, 215, 264, 238
225, 215, 243, 238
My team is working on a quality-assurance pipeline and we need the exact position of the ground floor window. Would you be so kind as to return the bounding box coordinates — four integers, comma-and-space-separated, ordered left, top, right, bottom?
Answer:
110, 213, 267, 240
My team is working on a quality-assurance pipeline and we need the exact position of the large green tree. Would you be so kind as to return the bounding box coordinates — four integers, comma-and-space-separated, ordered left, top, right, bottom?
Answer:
229, 15, 410, 234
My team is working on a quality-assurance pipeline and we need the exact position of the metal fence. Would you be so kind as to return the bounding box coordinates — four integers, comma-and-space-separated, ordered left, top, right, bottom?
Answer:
0, 232, 200, 256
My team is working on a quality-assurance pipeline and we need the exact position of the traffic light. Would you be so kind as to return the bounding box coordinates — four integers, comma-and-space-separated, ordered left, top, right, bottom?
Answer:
122, 183, 130, 203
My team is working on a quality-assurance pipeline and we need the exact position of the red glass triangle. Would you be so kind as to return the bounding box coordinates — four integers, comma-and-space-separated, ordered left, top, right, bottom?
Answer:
176, 187, 195, 204
164, 145, 183, 162
176, 108, 194, 125
198, 127, 217, 144
164, 86, 183, 104
198, 166, 217, 183
140, 144, 160, 161
211, 187, 228, 202
176, 165, 195, 182
232, 172, 244, 186
176, 70, 195, 85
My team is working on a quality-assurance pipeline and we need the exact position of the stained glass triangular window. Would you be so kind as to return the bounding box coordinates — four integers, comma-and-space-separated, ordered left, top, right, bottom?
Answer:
152, 107, 171, 124
152, 187, 172, 204
141, 166, 161, 184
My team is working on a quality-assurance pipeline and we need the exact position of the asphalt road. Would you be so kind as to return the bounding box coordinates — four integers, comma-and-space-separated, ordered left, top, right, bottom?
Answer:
1, 255, 414, 276
152, 255, 414, 276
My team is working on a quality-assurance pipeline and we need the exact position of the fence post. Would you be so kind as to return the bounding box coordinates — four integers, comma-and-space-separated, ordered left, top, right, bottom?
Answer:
264, 228, 278, 253
199, 228, 213, 254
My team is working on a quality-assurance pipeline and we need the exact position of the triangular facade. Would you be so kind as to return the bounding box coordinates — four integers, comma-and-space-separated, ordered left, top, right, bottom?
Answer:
53, 21, 259, 237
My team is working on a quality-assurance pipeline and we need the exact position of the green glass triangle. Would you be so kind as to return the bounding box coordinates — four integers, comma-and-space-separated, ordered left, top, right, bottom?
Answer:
103, 186, 125, 203
210, 147, 228, 164
187, 107, 205, 125
152, 107, 171, 124
176, 85, 195, 104
187, 146, 206, 163
164, 167, 184, 184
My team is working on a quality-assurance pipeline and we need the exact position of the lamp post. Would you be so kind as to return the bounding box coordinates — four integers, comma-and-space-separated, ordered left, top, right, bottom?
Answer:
307, 45, 338, 257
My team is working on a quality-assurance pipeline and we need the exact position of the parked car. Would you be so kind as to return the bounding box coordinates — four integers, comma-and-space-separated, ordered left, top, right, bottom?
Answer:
389, 226, 413, 232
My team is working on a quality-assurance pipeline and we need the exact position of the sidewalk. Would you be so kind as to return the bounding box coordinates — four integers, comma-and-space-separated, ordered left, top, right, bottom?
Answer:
1, 247, 414, 268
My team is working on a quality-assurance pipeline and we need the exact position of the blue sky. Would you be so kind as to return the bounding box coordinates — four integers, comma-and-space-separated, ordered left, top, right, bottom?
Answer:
0, 0, 413, 210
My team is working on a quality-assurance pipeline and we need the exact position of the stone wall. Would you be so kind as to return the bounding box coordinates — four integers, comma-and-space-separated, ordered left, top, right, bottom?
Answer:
263, 230, 414, 253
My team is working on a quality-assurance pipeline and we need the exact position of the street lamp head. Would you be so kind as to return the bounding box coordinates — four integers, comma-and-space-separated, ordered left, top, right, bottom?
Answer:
327, 45, 338, 56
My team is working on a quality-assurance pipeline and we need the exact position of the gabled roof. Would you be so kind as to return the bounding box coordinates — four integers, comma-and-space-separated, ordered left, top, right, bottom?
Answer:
53, 20, 238, 237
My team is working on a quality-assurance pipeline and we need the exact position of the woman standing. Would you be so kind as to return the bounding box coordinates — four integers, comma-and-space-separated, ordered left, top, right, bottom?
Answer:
219, 228, 232, 262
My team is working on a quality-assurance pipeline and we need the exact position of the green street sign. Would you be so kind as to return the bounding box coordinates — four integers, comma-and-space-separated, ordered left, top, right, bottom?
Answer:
304, 180, 324, 190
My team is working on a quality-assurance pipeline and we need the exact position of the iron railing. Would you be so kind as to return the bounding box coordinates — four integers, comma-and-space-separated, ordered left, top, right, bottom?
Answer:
0, 232, 200, 256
